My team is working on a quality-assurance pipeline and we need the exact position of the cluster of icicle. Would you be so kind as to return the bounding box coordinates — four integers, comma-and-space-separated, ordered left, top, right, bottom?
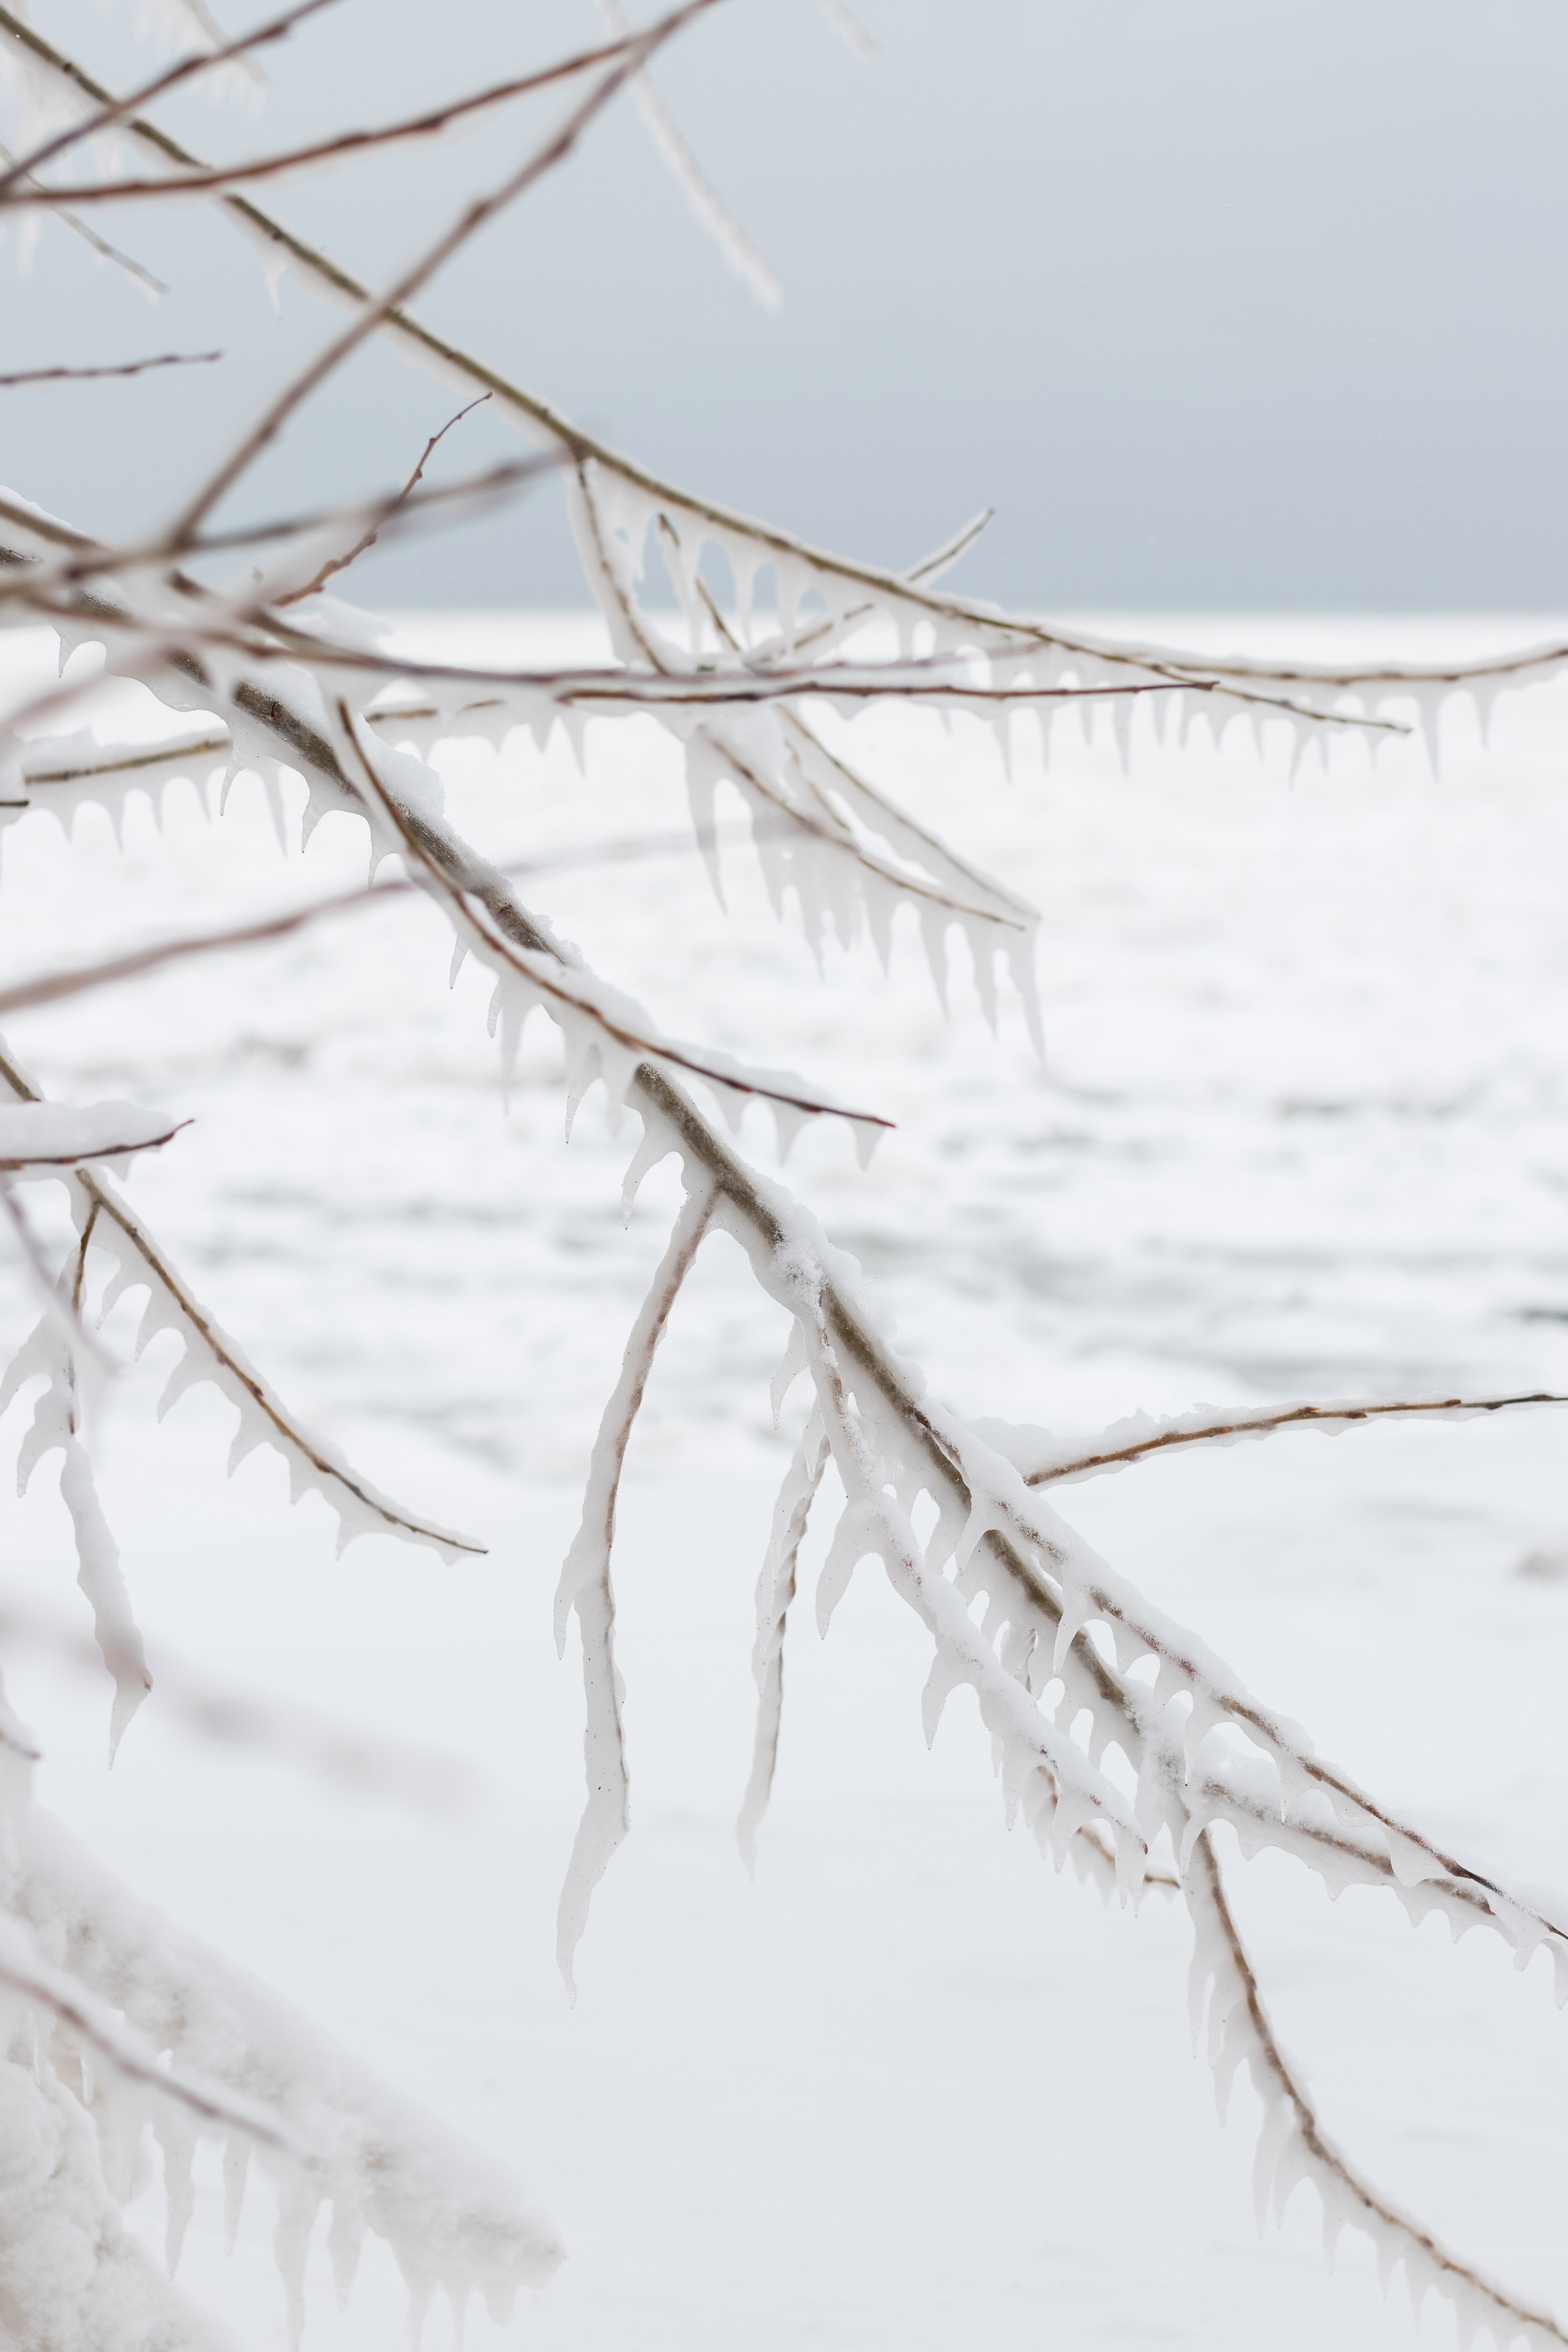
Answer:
556, 1123, 1568, 2351
6, 6, 1568, 2338
8, 410, 1568, 2352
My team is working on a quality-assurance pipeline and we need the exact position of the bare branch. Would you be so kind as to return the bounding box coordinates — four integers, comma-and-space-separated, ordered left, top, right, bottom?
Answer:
273, 393, 491, 605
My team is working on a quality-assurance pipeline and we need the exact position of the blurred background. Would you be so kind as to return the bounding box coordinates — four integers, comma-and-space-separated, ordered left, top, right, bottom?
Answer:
4, 0, 1568, 611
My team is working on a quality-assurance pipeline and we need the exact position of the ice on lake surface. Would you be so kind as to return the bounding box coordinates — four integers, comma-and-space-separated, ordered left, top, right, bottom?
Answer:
2, 614, 1566, 2349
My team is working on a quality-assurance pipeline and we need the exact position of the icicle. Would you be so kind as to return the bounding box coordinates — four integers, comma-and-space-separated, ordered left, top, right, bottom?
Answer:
815, 1501, 880, 1635
275, 2184, 322, 2352
920, 1646, 969, 1746
967, 920, 999, 1035
770, 1319, 811, 1428
223, 2133, 251, 2253
154, 2108, 197, 2275
918, 903, 952, 1014
328, 2195, 366, 2309
737, 1417, 828, 1869
620, 1120, 671, 1225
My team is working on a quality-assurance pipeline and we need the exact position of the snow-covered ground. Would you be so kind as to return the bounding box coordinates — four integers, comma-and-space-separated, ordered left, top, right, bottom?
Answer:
2, 614, 1567, 2350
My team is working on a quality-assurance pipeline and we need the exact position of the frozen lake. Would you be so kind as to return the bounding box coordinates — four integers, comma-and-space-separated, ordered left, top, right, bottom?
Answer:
2, 614, 1567, 2349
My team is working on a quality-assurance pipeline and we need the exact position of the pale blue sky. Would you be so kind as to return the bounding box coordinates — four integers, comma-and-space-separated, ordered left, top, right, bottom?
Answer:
4, 0, 1568, 609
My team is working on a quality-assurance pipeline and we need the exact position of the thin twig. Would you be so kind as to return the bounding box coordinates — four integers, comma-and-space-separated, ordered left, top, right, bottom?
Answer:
0, 351, 220, 388
1026, 1391, 1568, 1487
273, 393, 492, 605
0, 24, 691, 207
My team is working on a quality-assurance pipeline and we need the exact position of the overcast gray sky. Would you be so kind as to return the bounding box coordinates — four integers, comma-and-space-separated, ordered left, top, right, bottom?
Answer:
5, 0, 1568, 610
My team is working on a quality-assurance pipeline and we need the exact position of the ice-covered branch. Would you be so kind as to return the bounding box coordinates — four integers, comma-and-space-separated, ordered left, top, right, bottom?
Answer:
0, 1045, 483, 1561
0, 1099, 189, 1170
736, 1414, 829, 1869
334, 706, 895, 1147
1186, 1829, 1568, 2350
554, 1179, 716, 1991
0, 1907, 297, 2152
999, 1390, 1568, 1490
597, 0, 781, 308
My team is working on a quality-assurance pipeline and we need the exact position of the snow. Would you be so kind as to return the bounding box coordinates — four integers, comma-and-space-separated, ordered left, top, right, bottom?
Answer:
0, 612, 1567, 2346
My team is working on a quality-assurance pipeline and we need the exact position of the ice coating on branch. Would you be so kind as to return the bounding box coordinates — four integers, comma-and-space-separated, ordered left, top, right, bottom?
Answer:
0, 1051, 482, 1562
0, 1100, 185, 1171
554, 1172, 714, 1990
13, 1810, 565, 2344
85, 1191, 480, 1560
1184, 1833, 1568, 2351
597, 0, 782, 310
737, 1415, 828, 1870
975, 1391, 1568, 1492
16, 728, 234, 851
